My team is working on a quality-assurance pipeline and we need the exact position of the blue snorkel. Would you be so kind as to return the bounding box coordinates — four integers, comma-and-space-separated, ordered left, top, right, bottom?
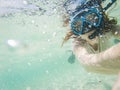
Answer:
64, 0, 117, 39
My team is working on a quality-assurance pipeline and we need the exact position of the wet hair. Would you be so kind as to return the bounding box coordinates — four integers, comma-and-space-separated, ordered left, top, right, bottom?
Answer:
61, 14, 74, 46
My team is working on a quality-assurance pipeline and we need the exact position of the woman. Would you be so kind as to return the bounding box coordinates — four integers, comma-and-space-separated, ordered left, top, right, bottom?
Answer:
72, 25, 120, 90
62, 0, 120, 89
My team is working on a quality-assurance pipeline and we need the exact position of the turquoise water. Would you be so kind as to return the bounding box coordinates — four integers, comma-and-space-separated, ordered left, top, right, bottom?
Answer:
0, 0, 120, 90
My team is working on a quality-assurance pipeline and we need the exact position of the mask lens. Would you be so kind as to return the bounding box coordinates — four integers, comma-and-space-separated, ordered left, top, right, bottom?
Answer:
85, 12, 99, 26
71, 17, 82, 35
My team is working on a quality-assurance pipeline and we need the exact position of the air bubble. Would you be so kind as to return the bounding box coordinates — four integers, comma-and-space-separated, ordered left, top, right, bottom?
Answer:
93, 23, 96, 26
95, 16, 98, 19
26, 86, 31, 90
23, 0, 28, 5
99, 35, 103, 38
52, 32, 57, 37
102, 40, 104, 43
47, 39, 50, 42
46, 70, 49, 74
84, 8, 88, 11
88, 25, 92, 28
43, 25, 47, 28
42, 48, 46, 50
42, 31, 46, 34
8, 68, 12, 72
7, 40, 19, 47
115, 31, 118, 35
39, 59, 43, 62
31, 20, 35, 24
27, 62, 31, 66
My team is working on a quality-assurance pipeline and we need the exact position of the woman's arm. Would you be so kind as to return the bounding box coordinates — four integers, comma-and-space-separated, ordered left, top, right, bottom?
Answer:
73, 38, 120, 67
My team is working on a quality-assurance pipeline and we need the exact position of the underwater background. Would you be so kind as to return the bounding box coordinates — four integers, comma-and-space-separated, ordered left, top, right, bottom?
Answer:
0, 0, 120, 90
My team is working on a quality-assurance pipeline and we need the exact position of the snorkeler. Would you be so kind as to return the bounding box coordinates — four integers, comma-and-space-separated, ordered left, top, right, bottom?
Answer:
63, 0, 120, 90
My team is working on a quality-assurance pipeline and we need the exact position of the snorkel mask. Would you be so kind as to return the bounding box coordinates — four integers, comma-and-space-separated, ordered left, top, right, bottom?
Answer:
64, 0, 117, 39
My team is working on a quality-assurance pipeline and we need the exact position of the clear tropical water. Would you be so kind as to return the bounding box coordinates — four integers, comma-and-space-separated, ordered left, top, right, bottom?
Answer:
0, 0, 120, 90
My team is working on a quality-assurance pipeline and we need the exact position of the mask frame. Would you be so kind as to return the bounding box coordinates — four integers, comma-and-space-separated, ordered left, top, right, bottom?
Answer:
69, 0, 117, 39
